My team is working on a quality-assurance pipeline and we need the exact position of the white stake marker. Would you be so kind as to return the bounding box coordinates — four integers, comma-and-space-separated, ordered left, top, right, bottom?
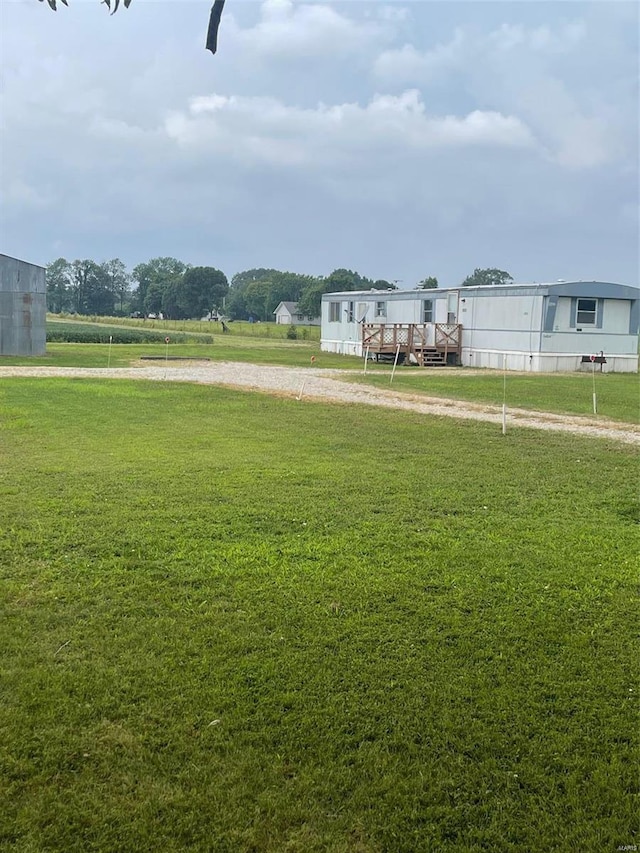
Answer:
390, 344, 401, 384
591, 356, 597, 414
502, 353, 507, 435
107, 335, 113, 368
363, 345, 370, 374
296, 381, 306, 401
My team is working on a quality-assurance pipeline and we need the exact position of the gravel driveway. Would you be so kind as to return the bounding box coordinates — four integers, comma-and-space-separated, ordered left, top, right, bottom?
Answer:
1, 361, 638, 445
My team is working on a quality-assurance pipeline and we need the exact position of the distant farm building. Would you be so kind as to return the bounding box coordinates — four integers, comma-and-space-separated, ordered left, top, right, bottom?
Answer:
274, 301, 321, 326
0, 254, 46, 357
321, 281, 639, 373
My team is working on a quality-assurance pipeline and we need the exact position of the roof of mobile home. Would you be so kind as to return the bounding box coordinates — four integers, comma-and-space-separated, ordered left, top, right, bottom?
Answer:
321, 281, 639, 300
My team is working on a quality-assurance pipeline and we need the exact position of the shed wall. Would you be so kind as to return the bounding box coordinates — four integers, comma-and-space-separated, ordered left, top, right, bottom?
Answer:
0, 256, 47, 356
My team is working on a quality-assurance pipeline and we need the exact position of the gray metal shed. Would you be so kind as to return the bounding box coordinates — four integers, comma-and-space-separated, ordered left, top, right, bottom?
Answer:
0, 254, 47, 356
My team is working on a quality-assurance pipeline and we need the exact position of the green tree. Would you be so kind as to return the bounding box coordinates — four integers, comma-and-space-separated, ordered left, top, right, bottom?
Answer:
230, 269, 281, 292
418, 276, 438, 289
265, 272, 317, 321
132, 257, 187, 314
143, 282, 166, 315
161, 278, 183, 319
228, 269, 283, 320
461, 268, 513, 287
269, 272, 315, 303
178, 266, 228, 318
70, 259, 114, 315
243, 279, 273, 322
39, 0, 130, 12
225, 287, 248, 321
373, 279, 393, 290
228, 269, 318, 321
100, 258, 131, 315
298, 269, 373, 317
46, 258, 73, 313
297, 282, 326, 318
38, 0, 224, 59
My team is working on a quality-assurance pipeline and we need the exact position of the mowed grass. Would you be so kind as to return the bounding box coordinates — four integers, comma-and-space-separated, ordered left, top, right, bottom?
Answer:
0, 379, 638, 852
0, 341, 360, 370
354, 369, 640, 424
2, 327, 638, 422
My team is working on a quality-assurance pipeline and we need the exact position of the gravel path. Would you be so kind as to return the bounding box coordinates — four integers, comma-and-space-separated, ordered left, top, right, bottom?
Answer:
1, 362, 638, 445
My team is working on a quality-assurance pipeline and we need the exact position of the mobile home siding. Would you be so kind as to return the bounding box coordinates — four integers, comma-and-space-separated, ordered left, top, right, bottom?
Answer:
321, 281, 639, 372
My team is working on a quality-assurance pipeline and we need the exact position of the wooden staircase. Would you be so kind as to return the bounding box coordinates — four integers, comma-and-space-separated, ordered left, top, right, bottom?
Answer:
416, 348, 447, 367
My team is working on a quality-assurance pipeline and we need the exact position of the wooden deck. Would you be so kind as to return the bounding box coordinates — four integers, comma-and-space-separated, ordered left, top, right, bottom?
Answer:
361, 323, 462, 366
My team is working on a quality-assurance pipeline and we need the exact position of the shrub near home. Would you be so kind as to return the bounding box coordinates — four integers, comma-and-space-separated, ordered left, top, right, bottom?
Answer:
1, 378, 637, 852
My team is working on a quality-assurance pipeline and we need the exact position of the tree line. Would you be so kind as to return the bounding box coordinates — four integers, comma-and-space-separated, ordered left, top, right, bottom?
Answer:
46, 257, 229, 319
46, 257, 513, 320
45, 258, 397, 321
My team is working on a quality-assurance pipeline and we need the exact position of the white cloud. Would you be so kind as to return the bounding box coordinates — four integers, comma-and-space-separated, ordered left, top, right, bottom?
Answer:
488, 21, 587, 53
164, 89, 535, 169
374, 30, 466, 84
0, 2, 636, 284
516, 78, 613, 170
3, 179, 52, 210
373, 16, 631, 170
375, 6, 411, 24
374, 18, 587, 84
229, 0, 386, 60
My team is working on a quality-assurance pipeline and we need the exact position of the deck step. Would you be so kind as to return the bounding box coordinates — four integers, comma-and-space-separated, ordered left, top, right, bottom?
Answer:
417, 348, 447, 366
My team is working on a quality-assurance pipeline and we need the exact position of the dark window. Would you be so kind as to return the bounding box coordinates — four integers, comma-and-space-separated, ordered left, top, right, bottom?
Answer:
375, 301, 386, 317
347, 301, 355, 323
577, 298, 597, 325
423, 299, 433, 323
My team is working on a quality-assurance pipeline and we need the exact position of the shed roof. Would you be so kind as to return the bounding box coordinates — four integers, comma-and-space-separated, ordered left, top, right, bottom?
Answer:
0, 253, 46, 270
273, 301, 298, 314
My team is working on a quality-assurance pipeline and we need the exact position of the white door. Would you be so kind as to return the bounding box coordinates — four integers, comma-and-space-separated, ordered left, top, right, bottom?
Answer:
447, 291, 459, 324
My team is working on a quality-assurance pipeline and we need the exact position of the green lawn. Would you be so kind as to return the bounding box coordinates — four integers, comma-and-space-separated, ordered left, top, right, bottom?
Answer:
353, 369, 640, 424
0, 379, 637, 852
4, 323, 638, 422
0, 341, 360, 370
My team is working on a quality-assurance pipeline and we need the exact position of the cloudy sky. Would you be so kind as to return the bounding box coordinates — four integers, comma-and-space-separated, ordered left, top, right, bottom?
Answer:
1, 0, 638, 287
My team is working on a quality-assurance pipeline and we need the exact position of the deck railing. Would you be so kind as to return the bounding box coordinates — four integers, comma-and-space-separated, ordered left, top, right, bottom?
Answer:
362, 323, 461, 354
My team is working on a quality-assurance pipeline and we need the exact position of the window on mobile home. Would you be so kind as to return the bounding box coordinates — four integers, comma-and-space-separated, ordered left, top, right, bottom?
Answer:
576, 298, 597, 325
347, 301, 355, 323
329, 302, 341, 322
423, 299, 433, 323
375, 301, 386, 317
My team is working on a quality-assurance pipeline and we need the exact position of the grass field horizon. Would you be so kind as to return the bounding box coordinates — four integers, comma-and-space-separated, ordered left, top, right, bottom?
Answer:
46, 313, 322, 342
1, 377, 637, 851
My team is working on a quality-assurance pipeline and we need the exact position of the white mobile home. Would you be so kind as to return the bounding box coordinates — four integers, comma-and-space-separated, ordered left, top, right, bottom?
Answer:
321, 281, 639, 372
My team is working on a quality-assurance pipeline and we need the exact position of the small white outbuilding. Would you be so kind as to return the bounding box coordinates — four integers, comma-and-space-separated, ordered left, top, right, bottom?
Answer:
273, 301, 321, 326
321, 281, 639, 372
